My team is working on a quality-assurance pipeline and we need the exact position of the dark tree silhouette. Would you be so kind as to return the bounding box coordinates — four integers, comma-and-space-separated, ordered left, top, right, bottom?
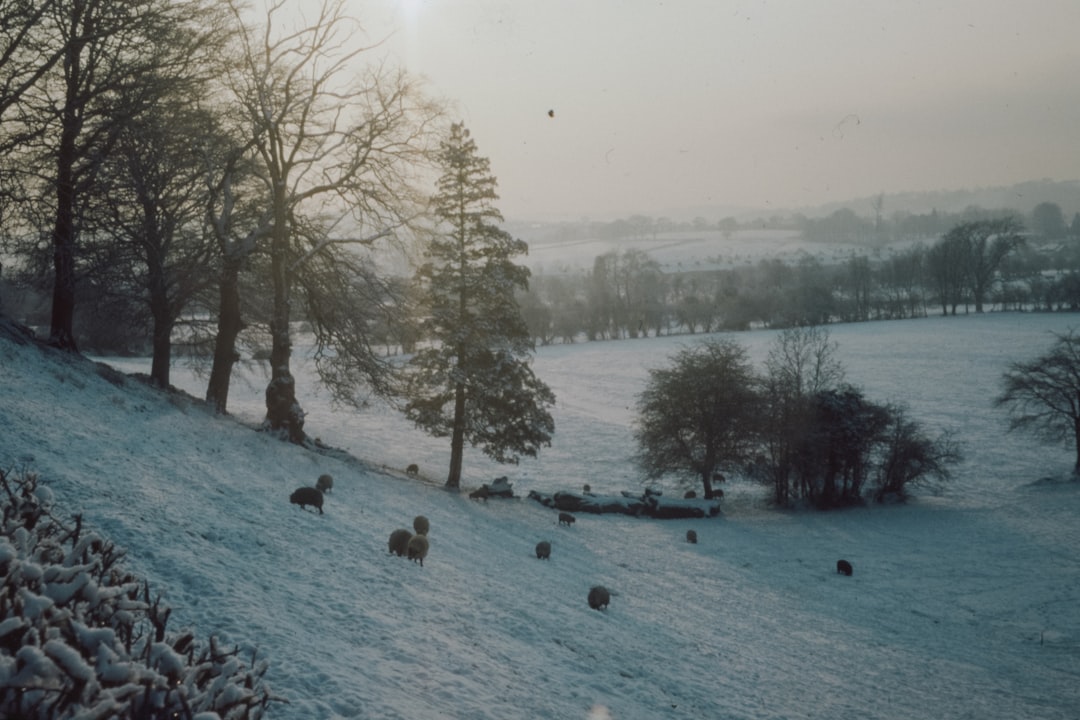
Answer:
404, 123, 555, 488
634, 337, 759, 499
996, 330, 1080, 475
228, 0, 440, 442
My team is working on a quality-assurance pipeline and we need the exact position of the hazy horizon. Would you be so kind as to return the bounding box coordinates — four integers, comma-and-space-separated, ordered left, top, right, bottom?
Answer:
345, 0, 1080, 222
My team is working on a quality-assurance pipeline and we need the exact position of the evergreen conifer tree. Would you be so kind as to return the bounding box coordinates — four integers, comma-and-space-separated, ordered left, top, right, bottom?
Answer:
405, 123, 555, 488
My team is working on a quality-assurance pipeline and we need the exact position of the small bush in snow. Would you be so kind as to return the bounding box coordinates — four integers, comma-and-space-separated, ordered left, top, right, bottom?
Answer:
0, 469, 276, 719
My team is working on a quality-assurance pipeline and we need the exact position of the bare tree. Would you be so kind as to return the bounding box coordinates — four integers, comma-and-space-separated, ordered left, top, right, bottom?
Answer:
77, 8, 231, 384
758, 325, 845, 506
874, 404, 961, 501
85, 102, 220, 385
926, 231, 969, 316
764, 325, 844, 399
200, 111, 268, 414
0, 0, 62, 133
957, 217, 1023, 313
15, 0, 222, 351
227, 0, 441, 442
996, 330, 1080, 475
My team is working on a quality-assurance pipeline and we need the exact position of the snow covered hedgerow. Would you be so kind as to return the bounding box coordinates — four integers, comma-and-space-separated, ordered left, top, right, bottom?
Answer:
0, 469, 277, 719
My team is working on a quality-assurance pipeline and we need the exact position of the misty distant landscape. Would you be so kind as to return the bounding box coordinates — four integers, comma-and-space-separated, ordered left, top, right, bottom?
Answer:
3, 1, 1080, 718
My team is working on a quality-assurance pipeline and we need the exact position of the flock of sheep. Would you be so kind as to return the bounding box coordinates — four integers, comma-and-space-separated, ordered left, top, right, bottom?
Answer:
287, 472, 615, 610
289, 473, 432, 566
533, 511, 609, 610
289, 472, 854, 611
388, 515, 431, 566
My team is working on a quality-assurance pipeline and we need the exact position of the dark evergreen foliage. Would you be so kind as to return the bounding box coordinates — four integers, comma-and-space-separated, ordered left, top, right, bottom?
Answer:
404, 123, 555, 488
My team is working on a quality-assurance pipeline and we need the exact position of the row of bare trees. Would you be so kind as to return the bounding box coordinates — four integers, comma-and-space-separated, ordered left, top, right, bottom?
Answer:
519, 218, 1048, 343
1, 0, 444, 442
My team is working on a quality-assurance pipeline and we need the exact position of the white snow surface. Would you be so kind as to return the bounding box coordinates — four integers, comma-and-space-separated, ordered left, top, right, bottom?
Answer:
2, 312, 1080, 719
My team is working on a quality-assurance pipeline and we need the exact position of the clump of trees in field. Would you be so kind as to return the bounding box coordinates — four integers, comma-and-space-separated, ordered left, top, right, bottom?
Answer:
635, 327, 962, 508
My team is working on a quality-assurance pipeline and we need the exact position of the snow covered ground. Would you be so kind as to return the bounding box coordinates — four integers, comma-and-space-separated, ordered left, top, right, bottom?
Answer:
2, 312, 1079, 719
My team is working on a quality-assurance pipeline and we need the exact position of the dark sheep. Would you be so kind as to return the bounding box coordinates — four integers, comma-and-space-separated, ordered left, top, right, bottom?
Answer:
558, 512, 576, 527
468, 486, 490, 501
683, 490, 697, 499
588, 585, 610, 610
388, 529, 413, 557
289, 486, 324, 514
407, 534, 430, 566
316, 473, 333, 493
535, 541, 551, 559
413, 515, 430, 536
686, 530, 698, 544
406, 463, 419, 475
837, 559, 853, 576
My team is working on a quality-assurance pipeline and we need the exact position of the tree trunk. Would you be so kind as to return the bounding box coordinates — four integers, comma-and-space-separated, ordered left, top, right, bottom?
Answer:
49, 122, 79, 352
264, 191, 304, 443
1074, 420, 1080, 477
148, 260, 172, 388
447, 382, 466, 488
206, 256, 243, 414
149, 313, 173, 388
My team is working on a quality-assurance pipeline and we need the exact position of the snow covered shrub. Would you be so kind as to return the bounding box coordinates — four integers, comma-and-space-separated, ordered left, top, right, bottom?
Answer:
0, 469, 275, 719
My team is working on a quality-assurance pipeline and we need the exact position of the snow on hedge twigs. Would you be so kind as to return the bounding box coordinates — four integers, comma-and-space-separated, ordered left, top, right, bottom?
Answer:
0, 468, 278, 719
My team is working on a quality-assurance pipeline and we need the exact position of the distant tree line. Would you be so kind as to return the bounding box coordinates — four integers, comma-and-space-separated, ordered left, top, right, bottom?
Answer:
516, 207, 1080, 345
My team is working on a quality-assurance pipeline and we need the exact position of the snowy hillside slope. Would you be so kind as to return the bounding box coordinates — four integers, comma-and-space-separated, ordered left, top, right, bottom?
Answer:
2, 313, 1079, 719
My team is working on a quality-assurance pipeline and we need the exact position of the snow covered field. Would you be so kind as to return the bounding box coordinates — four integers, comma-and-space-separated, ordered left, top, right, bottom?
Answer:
2, 312, 1079, 719
521, 228, 919, 276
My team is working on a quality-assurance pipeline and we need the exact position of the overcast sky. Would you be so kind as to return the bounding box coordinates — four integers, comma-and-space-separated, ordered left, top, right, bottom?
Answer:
354, 1, 1080, 221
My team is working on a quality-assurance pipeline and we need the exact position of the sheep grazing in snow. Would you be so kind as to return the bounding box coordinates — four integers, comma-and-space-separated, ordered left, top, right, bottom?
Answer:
315, 474, 333, 493
686, 530, 698, 544
837, 559, 853, 576
535, 541, 551, 560
407, 534, 430, 566
588, 585, 610, 610
406, 463, 419, 475
468, 486, 490, 501
388, 529, 413, 557
684, 490, 697, 499
413, 515, 430, 536
289, 487, 323, 514
558, 512, 576, 527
